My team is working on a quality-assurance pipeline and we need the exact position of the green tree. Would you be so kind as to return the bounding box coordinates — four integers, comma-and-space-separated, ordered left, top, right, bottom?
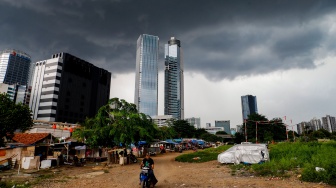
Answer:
200, 133, 221, 142
234, 132, 244, 143
194, 128, 208, 138
244, 113, 286, 143
216, 131, 227, 135
0, 93, 33, 146
73, 98, 157, 147
171, 120, 196, 138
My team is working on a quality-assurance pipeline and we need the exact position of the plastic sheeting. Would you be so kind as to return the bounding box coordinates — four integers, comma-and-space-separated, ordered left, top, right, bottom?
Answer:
217, 144, 269, 165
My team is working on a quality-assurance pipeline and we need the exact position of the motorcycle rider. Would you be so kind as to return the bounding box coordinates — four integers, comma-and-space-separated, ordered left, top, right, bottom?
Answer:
140, 153, 158, 186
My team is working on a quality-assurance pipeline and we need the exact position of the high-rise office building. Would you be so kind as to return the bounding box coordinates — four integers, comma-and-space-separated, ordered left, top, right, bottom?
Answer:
241, 95, 258, 121
215, 120, 231, 134
29, 52, 111, 123
164, 37, 184, 120
134, 34, 159, 117
0, 49, 32, 86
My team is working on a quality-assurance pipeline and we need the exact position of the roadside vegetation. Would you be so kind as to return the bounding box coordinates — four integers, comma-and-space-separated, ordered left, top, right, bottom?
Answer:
231, 141, 336, 185
175, 145, 232, 163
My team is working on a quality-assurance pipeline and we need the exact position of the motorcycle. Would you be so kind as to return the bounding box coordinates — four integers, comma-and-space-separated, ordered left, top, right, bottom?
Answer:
129, 153, 138, 163
140, 166, 152, 188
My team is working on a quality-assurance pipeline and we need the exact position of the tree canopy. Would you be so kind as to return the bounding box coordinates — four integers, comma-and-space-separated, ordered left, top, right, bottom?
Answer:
238, 113, 287, 143
0, 93, 33, 146
72, 98, 157, 147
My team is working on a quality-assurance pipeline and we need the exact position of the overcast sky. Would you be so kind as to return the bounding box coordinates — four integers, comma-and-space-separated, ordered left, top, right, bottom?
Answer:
2, 0, 336, 130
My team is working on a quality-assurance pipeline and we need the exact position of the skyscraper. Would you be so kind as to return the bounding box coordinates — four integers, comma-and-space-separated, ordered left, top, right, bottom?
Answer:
0, 49, 32, 85
321, 115, 336, 133
164, 37, 184, 120
30, 52, 111, 123
134, 34, 159, 117
241, 95, 258, 121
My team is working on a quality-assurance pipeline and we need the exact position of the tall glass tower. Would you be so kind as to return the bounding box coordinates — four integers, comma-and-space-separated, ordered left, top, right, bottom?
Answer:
164, 37, 184, 120
241, 95, 258, 121
0, 49, 32, 85
134, 34, 159, 117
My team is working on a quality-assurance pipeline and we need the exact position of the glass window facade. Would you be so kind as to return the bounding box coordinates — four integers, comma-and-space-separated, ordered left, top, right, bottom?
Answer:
164, 37, 184, 120
0, 50, 32, 86
134, 34, 159, 117
241, 95, 258, 121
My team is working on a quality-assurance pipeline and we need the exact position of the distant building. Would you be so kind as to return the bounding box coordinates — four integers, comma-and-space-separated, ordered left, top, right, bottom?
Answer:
152, 115, 174, 127
297, 121, 313, 135
241, 95, 258, 122
321, 115, 336, 133
0, 49, 32, 86
230, 128, 237, 135
215, 120, 231, 134
164, 37, 184, 120
134, 34, 159, 117
185, 117, 201, 129
236, 125, 243, 133
29, 52, 111, 123
0, 83, 31, 104
310, 118, 322, 131
204, 127, 224, 135
206, 123, 211, 128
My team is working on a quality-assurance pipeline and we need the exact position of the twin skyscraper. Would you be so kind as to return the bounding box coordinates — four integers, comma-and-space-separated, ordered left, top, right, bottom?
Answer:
134, 34, 184, 120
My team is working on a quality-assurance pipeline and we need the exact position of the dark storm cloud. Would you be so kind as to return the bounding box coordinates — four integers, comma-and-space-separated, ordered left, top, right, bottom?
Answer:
1, 0, 336, 80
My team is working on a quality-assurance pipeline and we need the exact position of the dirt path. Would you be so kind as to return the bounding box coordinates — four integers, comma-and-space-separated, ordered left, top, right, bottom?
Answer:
32, 151, 333, 188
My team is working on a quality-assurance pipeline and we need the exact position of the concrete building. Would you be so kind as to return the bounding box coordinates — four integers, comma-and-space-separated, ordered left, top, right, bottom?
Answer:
321, 115, 336, 133
134, 34, 159, 117
164, 37, 184, 120
29, 52, 111, 123
204, 127, 224, 135
185, 117, 201, 129
310, 118, 322, 131
152, 115, 174, 127
215, 120, 231, 134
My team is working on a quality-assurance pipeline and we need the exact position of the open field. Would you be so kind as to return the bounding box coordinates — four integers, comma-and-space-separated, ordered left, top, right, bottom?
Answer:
1, 150, 333, 188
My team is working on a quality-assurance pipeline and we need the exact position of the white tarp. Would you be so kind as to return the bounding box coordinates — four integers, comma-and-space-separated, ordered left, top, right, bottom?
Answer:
22, 157, 34, 169
40, 160, 52, 169
217, 144, 269, 165
75, 145, 86, 150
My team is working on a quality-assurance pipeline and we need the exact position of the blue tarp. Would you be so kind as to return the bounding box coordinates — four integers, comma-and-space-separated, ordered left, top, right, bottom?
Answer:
138, 141, 147, 145
197, 140, 205, 145
165, 139, 178, 145
173, 139, 182, 143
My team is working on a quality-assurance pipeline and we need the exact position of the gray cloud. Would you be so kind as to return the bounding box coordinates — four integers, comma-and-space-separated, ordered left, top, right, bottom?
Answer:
1, 0, 336, 80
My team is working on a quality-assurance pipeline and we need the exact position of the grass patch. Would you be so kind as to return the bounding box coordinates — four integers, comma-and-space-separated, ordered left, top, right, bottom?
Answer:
244, 141, 336, 185
175, 145, 232, 163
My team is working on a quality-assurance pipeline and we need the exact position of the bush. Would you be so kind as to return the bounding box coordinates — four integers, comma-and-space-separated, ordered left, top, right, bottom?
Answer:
249, 141, 336, 185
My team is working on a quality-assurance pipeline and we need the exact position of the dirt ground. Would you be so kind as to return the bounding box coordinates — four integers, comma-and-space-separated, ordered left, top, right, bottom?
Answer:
13, 151, 334, 188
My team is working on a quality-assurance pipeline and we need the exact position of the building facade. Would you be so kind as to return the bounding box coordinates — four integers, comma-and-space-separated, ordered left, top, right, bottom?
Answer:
164, 37, 184, 120
0, 83, 31, 104
134, 34, 159, 117
0, 49, 32, 86
310, 118, 322, 131
29, 52, 111, 123
241, 95, 258, 121
185, 117, 201, 129
152, 115, 174, 127
215, 120, 231, 134
321, 115, 336, 133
